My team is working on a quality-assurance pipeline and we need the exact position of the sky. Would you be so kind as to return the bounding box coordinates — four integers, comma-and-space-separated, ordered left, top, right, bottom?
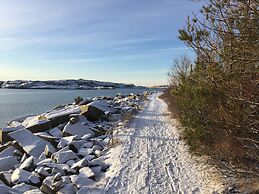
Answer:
0, 0, 202, 86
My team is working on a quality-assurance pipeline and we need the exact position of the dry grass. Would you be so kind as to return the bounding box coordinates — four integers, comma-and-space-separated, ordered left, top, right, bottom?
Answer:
162, 88, 259, 193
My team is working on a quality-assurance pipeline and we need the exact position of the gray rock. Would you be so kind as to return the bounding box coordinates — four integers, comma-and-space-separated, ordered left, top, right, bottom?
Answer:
24, 189, 44, 194
78, 148, 94, 156
0, 170, 13, 186
91, 166, 102, 178
8, 128, 56, 158
53, 150, 78, 164
0, 183, 17, 194
71, 158, 88, 170
0, 146, 16, 158
35, 167, 50, 178
12, 183, 37, 193
11, 168, 31, 184
0, 156, 19, 171
48, 127, 62, 137
81, 141, 94, 148
70, 174, 95, 189
79, 167, 95, 179
57, 183, 78, 194
45, 145, 56, 158
19, 156, 35, 172
63, 122, 94, 137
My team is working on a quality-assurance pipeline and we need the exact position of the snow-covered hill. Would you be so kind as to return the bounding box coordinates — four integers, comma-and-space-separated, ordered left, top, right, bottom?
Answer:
0, 79, 143, 90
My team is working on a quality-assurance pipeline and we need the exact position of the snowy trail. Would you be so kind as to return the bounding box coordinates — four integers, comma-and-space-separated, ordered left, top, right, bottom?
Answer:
105, 93, 224, 194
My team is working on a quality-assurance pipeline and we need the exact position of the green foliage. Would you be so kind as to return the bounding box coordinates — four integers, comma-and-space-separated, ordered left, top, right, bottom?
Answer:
169, 0, 259, 151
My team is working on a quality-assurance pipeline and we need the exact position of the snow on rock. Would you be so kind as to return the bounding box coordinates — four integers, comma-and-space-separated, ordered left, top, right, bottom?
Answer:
63, 122, 94, 137
0, 156, 19, 171
8, 128, 56, 158
79, 167, 95, 179
70, 174, 95, 189
0, 91, 150, 193
53, 150, 78, 164
44, 105, 80, 120
11, 168, 40, 185
19, 156, 35, 172
88, 100, 116, 114
24, 188, 44, 194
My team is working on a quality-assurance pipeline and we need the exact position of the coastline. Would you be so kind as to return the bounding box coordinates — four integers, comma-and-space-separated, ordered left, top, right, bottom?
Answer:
0, 91, 151, 193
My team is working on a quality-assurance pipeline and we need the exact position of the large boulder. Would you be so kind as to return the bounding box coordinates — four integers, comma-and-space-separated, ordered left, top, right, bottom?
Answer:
22, 115, 52, 133
63, 122, 94, 138
8, 128, 56, 158
44, 105, 81, 128
80, 100, 115, 121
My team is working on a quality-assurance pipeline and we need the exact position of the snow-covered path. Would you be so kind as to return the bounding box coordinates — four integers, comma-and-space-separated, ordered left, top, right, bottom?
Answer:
105, 93, 224, 194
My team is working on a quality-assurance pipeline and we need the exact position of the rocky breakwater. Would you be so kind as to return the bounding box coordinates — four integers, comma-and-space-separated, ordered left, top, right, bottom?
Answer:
0, 92, 150, 194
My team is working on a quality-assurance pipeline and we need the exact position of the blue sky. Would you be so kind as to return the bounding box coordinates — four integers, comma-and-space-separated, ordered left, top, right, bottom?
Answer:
0, 0, 202, 86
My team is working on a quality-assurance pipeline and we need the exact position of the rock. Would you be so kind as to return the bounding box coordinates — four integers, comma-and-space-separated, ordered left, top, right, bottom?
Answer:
94, 150, 102, 157
11, 168, 31, 184
0, 170, 13, 186
65, 160, 75, 167
81, 134, 93, 140
35, 132, 59, 147
92, 145, 103, 151
70, 174, 95, 189
53, 173, 62, 182
79, 167, 95, 179
0, 146, 16, 158
24, 189, 44, 194
0, 156, 19, 171
8, 128, 56, 158
19, 156, 35, 172
35, 167, 50, 178
91, 166, 102, 178
45, 145, 56, 158
69, 140, 86, 151
69, 115, 79, 124
0, 183, 17, 194
0, 125, 23, 144
84, 155, 96, 161
39, 163, 76, 175
28, 173, 41, 186
57, 183, 78, 194
89, 158, 109, 171
48, 127, 62, 137
11, 169, 40, 186
44, 105, 81, 128
40, 176, 56, 194
77, 186, 105, 194
57, 136, 77, 149
71, 158, 88, 170
52, 150, 78, 164
81, 141, 94, 148
12, 183, 37, 193
63, 122, 94, 138
22, 115, 52, 133
78, 148, 94, 156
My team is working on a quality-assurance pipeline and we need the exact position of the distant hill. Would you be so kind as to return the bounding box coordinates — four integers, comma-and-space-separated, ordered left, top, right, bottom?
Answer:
0, 79, 144, 90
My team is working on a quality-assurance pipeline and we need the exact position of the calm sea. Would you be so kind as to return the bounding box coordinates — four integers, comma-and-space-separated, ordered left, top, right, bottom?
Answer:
0, 88, 160, 128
